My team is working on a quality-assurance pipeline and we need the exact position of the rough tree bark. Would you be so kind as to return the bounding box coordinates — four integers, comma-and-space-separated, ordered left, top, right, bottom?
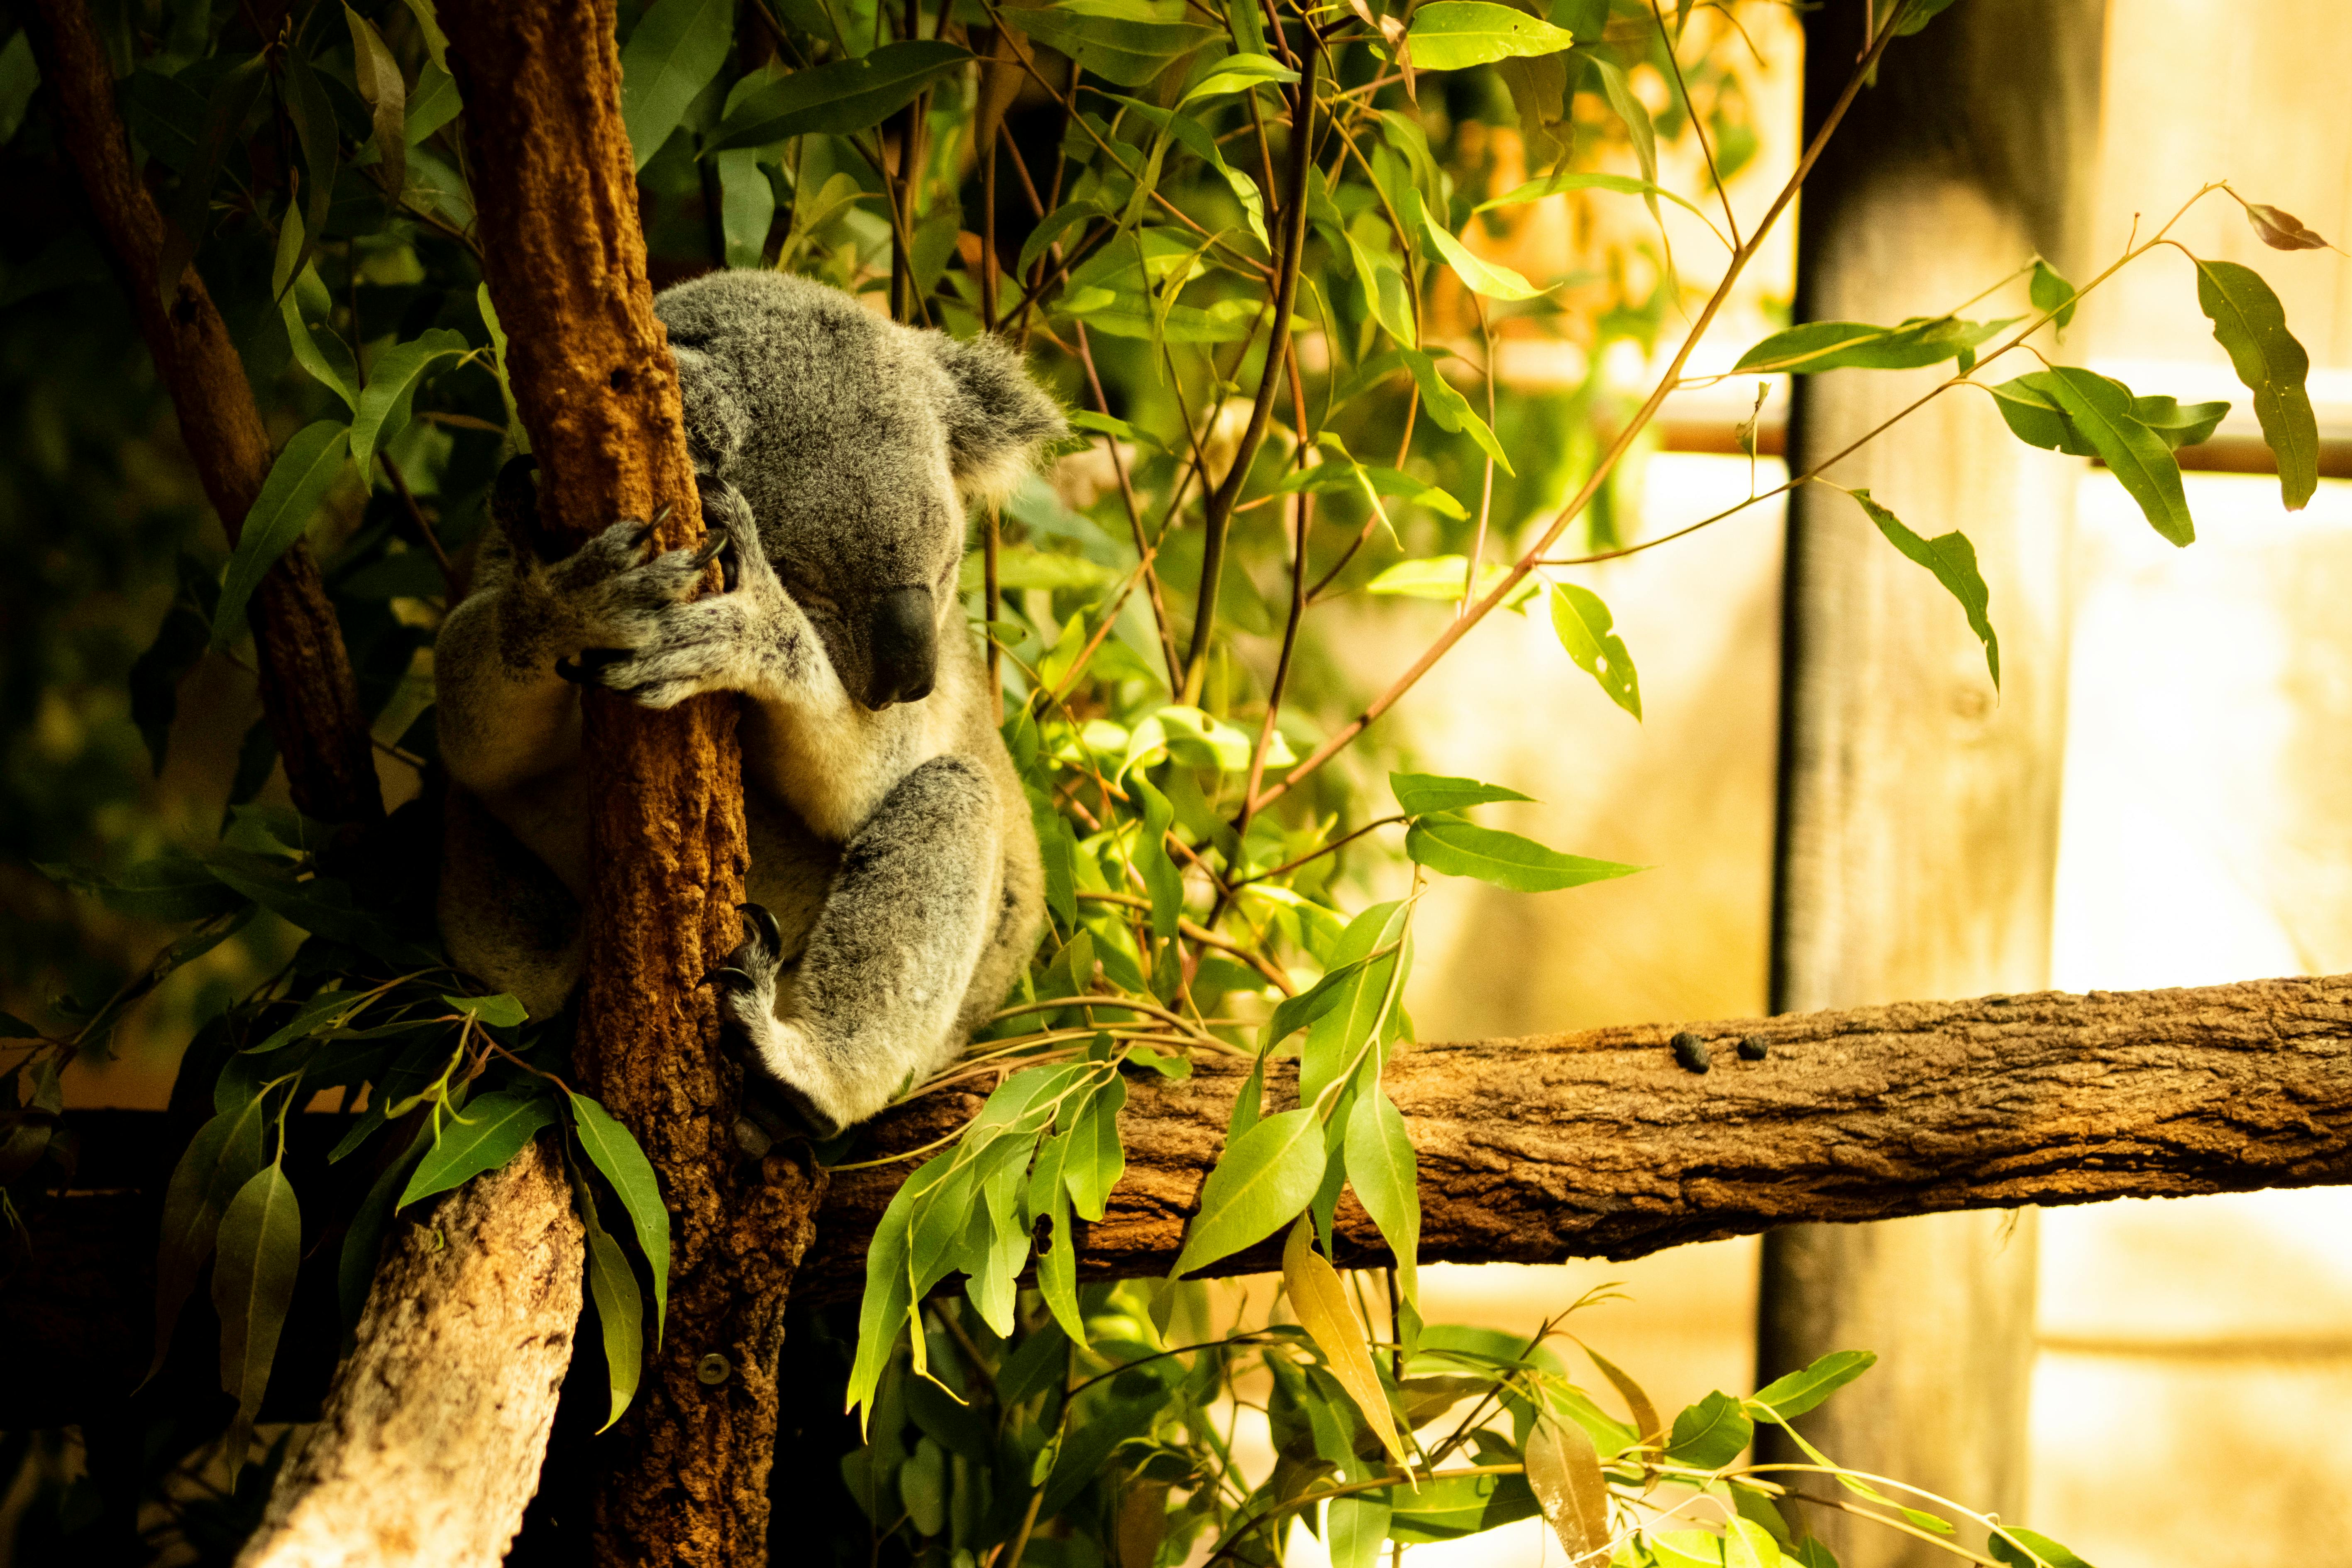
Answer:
432, 4, 823, 1563
7, 972, 2351, 1424
27, 0, 382, 828
1759, 2, 2107, 1557
235, 1145, 582, 1568
795, 972, 2352, 1297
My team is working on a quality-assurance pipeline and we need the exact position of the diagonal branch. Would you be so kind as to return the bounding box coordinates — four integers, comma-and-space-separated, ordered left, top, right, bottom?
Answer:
28, 0, 383, 826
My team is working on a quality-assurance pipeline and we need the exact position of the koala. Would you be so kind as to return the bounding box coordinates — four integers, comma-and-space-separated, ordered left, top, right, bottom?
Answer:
432, 270, 1067, 1135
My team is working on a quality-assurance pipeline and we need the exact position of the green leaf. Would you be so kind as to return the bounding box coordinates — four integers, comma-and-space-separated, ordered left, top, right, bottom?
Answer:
1388, 1470, 1541, 1541
1847, 489, 1999, 689
1171, 1107, 1329, 1277
708, 40, 972, 151
2040, 364, 2196, 545
1665, 1389, 1752, 1469
211, 422, 352, 651
405, 59, 462, 145
1414, 189, 1548, 301
1405, 816, 1642, 893
1345, 1090, 1420, 1321
1004, 0, 1218, 88
1259, 953, 1374, 1053
1064, 1073, 1128, 1221
1548, 583, 1641, 719
0, 30, 38, 147
344, 5, 407, 211
1400, 348, 1513, 473
212, 1163, 301, 1467
620, 0, 735, 169
1581, 50, 1659, 227
1180, 54, 1299, 104
442, 991, 529, 1028
1746, 1349, 1877, 1422
570, 1092, 671, 1341
1989, 1528, 2094, 1568
1329, 1494, 1392, 1568
847, 1152, 946, 1424
1732, 315, 2015, 374
281, 48, 339, 284
1367, 555, 1540, 607
398, 1089, 557, 1210
148, 1099, 269, 1382
578, 1184, 646, 1431
1892, 0, 1966, 34
1132, 778, 1182, 946
1301, 901, 1411, 1104
1405, 1, 1578, 70
1476, 167, 1720, 228
351, 328, 469, 476
1986, 372, 2223, 456
1026, 1132, 1087, 1341
2193, 256, 2318, 510
42, 853, 242, 923
244, 989, 367, 1054
279, 254, 359, 407
2030, 258, 2078, 334
1390, 771, 1536, 816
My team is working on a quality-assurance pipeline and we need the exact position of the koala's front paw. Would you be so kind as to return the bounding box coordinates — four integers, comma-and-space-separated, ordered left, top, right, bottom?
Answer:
711, 902, 844, 1140
545, 518, 744, 708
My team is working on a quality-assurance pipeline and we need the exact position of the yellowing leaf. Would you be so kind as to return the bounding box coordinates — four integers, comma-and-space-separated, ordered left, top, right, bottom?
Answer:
1524, 1414, 1612, 1566
1282, 1219, 1407, 1465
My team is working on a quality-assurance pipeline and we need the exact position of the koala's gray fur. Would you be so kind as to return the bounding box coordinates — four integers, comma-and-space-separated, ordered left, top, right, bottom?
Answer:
433, 270, 1066, 1134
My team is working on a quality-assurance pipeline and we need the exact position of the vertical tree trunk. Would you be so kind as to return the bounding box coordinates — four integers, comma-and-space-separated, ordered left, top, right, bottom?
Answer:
29, 0, 382, 827
437, 5, 825, 1561
1759, 2, 2106, 1560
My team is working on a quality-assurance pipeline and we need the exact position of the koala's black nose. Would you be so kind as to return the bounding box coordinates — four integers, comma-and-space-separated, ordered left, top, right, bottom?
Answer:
864, 586, 937, 709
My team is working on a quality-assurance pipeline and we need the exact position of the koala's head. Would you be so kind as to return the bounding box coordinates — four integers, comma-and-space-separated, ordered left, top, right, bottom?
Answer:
656, 271, 1067, 710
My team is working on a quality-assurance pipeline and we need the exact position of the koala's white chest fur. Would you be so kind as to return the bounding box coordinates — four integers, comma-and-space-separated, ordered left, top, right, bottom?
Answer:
740, 669, 961, 843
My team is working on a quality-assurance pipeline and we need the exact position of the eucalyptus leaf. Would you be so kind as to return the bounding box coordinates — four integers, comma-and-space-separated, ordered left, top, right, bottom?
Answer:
1477, 167, 1719, 227
1171, 1107, 1328, 1277
570, 1091, 671, 1340
1405, 816, 1642, 892
212, 1163, 301, 1466
1004, 0, 1217, 88
1548, 583, 1641, 719
1282, 1220, 1407, 1463
1343, 1090, 1420, 1334
1847, 489, 1999, 689
344, 6, 407, 208
1665, 1388, 1752, 1469
2193, 256, 2318, 510
1400, 349, 1512, 472
398, 1089, 557, 1210
620, 0, 735, 169
147, 1098, 269, 1383
1746, 1348, 1878, 1422
579, 1184, 646, 1431
708, 41, 971, 151
1732, 315, 2014, 374
1390, 771, 1536, 816
350, 328, 469, 476
211, 422, 352, 651
1524, 1415, 1611, 1567
2040, 365, 2195, 545
1989, 1528, 2094, 1568
1406, 1, 1578, 70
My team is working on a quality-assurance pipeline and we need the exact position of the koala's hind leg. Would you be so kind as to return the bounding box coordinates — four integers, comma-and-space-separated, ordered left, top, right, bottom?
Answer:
716, 755, 1000, 1134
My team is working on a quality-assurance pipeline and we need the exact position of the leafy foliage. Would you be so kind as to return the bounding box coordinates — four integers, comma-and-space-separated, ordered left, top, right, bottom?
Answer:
0, 0, 2328, 1559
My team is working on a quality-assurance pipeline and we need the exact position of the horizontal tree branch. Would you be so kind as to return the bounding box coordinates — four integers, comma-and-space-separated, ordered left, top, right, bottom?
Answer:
8, 973, 2350, 1425
796, 971, 2352, 1299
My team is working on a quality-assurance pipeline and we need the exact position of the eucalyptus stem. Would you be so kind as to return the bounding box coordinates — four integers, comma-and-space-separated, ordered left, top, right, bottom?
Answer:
1181, 38, 1320, 701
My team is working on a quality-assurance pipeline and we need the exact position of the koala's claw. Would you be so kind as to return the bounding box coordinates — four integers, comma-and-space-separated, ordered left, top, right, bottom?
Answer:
737, 900, 783, 955
689, 525, 730, 572
553, 646, 634, 684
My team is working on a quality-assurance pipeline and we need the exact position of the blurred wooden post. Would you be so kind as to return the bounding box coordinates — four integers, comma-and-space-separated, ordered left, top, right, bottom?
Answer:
1759, 1, 2107, 1559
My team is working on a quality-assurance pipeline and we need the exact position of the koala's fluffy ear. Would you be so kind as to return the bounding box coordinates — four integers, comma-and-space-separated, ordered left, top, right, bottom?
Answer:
928, 334, 1068, 503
